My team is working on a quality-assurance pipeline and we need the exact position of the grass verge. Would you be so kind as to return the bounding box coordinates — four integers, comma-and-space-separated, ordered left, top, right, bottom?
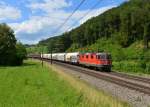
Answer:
113, 61, 150, 76
0, 59, 129, 107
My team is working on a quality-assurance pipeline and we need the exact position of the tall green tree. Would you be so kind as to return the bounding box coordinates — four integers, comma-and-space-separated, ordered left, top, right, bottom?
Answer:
0, 23, 16, 65
0, 23, 27, 65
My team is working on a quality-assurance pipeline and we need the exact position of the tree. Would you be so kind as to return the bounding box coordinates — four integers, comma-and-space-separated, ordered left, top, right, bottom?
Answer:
48, 40, 55, 53
0, 23, 27, 66
0, 23, 17, 65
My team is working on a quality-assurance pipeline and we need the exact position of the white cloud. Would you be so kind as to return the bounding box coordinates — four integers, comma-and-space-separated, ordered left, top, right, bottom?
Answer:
28, 0, 71, 13
0, 3, 21, 21
79, 6, 116, 24
9, 0, 116, 44
9, 14, 74, 44
10, 12, 71, 35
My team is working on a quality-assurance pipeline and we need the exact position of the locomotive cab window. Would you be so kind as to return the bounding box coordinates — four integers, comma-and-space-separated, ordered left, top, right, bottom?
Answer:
96, 55, 100, 59
100, 55, 106, 59
91, 55, 93, 59
97, 54, 112, 60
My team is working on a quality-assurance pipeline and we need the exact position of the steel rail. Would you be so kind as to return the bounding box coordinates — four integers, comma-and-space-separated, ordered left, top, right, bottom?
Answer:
110, 72, 150, 84
50, 60, 150, 95
32, 57, 150, 95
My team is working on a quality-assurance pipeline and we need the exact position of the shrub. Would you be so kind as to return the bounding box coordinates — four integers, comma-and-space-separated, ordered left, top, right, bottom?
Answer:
15, 43, 27, 65
138, 60, 147, 69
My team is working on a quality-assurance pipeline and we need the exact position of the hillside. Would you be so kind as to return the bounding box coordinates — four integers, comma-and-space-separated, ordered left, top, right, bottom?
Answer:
38, 0, 150, 53
30, 0, 150, 74
27, 0, 150, 73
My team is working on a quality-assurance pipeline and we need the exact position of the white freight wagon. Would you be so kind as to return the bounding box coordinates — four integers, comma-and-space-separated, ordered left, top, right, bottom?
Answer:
65, 52, 79, 63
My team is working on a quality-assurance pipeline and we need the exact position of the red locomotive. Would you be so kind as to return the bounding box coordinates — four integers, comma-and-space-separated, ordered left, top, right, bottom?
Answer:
78, 53, 112, 71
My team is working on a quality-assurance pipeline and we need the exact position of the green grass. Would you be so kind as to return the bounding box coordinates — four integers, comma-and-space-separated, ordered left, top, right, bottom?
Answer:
0, 60, 129, 107
112, 60, 150, 75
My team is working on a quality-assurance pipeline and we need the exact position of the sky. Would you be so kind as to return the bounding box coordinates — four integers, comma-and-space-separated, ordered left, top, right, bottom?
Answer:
0, 0, 128, 44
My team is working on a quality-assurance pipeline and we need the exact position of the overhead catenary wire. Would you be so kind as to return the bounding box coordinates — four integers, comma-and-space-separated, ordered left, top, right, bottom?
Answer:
53, 0, 86, 35
66, 0, 103, 32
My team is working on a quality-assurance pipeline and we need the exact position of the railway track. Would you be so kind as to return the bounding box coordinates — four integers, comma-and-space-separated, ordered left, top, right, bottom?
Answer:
110, 72, 150, 84
35, 58, 150, 95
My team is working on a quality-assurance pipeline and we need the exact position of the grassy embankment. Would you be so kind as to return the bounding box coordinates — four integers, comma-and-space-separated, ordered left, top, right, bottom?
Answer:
68, 38, 150, 75
0, 59, 129, 107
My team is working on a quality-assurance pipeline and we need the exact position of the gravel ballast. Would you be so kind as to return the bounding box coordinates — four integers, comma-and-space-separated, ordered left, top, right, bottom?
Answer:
51, 63, 150, 107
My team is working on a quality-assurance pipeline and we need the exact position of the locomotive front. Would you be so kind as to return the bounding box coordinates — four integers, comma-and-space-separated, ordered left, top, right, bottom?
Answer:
96, 53, 112, 71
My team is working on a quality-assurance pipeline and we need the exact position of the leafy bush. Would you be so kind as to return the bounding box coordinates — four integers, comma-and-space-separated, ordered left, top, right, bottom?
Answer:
15, 43, 27, 65
138, 60, 147, 69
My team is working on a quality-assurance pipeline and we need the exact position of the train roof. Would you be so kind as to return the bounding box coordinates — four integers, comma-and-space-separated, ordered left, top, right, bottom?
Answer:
66, 52, 79, 55
79, 52, 111, 55
96, 53, 111, 55
45, 52, 111, 56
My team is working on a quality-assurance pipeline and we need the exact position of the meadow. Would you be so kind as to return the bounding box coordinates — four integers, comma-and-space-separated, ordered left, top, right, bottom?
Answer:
0, 60, 129, 107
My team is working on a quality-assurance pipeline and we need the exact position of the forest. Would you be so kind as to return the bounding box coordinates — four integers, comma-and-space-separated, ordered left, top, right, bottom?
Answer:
37, 0, 150, 53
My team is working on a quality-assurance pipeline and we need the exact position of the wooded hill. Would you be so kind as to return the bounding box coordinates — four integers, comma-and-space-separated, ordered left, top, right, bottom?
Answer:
38, 0, 150, 53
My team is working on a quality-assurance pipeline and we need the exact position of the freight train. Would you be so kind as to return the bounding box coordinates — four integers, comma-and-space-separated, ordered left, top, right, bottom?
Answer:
39, 52, 112, 72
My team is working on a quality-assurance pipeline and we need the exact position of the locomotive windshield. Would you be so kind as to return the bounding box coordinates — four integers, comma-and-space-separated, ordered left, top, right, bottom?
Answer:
97, 54, 111, 60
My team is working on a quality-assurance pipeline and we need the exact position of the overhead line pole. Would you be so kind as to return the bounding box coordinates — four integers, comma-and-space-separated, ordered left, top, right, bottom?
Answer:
51, 48, 52, 64
41, 47, 43, 67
